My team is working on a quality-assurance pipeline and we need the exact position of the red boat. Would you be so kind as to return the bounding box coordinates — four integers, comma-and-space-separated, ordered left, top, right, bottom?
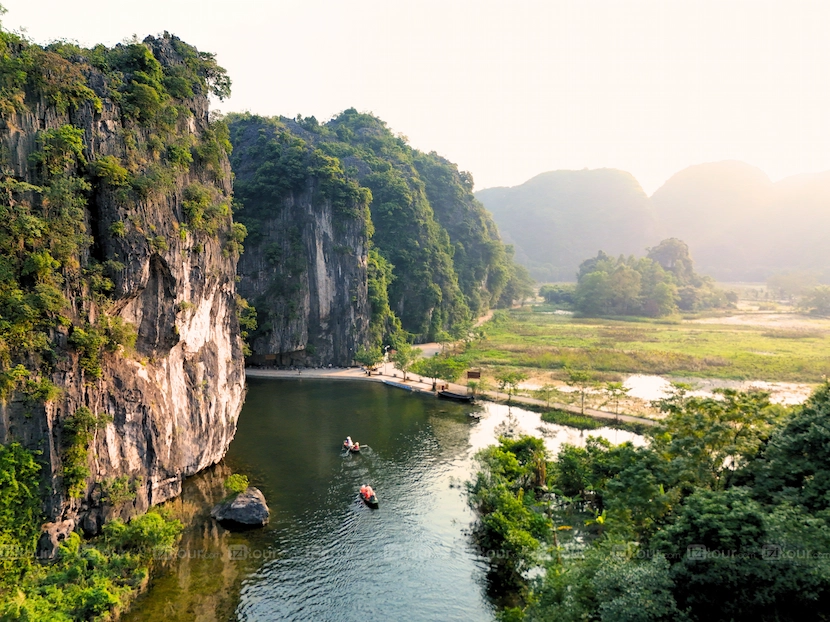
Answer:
359, 485, 379, 508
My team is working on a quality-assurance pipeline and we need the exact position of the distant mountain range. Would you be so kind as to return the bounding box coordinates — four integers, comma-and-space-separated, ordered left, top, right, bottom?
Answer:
476, 161, 830, 282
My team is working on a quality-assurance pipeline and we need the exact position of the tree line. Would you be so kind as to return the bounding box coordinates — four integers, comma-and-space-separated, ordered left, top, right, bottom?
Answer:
541, 238, 735, 317
469, 382, 830, 621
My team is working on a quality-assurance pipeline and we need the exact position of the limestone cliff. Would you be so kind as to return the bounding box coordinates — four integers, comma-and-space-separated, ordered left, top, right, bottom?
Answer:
229, 115, 370, 366
0, 34, 244, 533
229, 110, 519, 352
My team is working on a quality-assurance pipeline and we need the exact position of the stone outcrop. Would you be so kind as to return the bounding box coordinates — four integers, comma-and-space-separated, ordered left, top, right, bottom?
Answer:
210, 487, 270, 527
36, 519, 76, 560
0, 35, 245, 531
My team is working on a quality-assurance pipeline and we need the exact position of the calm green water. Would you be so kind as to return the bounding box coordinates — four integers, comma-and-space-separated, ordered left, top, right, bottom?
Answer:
125, 378, 642, 621
126, 379, 493, 621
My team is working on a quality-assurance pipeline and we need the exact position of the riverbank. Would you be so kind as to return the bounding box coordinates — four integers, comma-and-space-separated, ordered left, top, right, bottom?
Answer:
244, 367, 656, 427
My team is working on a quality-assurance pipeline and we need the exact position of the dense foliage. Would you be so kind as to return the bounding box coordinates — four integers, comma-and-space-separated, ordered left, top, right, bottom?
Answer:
0, 442, 184, 620
0, 443, 42, 571
0, 514, 183, 620
574, 239, 735, 317
470, 384, 830, 621
227, 109, 527, 344
538, 284, 575, 307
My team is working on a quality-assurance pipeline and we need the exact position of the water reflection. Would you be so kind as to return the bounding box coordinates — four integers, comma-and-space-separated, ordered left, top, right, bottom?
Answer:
469, 401, 644, 455
623, 373, 813, 405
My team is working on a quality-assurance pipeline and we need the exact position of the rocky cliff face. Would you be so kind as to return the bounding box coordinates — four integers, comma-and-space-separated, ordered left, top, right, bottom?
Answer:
229, 115, 370, 366
230, 111, 519, 350
0, 34, 245, 534
235, 187, 370, 366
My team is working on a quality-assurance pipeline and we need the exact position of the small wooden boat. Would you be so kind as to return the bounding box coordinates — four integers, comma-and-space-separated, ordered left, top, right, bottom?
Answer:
343, 437, 361, 453
360, 491, 379, 508
438, 390, 473, 403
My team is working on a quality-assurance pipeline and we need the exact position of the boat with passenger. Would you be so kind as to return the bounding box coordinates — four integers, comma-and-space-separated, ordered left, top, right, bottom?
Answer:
359, 484, 379, 508
343, 437, 361, 453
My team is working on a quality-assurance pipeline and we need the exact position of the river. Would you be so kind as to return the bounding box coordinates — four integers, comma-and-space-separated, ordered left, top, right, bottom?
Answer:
124, 378, 641, 621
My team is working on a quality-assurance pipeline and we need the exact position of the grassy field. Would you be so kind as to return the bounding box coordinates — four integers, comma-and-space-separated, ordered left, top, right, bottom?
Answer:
464, 307, 830, 384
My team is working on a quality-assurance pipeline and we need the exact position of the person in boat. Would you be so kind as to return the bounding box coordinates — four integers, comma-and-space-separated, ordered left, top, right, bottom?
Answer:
352, 441, 360, 451
360, 484, 375, 499
343, 436, 353, 450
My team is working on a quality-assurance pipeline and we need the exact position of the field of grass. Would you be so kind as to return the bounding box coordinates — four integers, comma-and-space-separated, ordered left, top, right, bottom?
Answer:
465, 308, 830, 384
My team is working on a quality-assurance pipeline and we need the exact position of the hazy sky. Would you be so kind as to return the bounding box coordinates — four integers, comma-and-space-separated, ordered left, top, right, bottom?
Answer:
4, 0, 829, 194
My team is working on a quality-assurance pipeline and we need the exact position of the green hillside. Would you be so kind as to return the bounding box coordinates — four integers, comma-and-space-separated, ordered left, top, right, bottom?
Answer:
229, 110, 525, 343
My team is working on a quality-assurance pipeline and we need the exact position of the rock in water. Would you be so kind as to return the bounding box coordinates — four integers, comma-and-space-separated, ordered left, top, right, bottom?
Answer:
211, 487, 270, 527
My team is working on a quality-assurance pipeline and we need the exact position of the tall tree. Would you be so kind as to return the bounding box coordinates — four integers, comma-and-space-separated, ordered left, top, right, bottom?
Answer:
391, 342, 421, 382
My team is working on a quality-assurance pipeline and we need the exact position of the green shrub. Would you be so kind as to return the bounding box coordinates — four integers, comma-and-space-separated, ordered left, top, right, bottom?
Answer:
0, 443, 42, 561
62, 407, 111, 497
223, 221, 247, 256
182, 183, 229, 235
100, 316, 137, 352
109, 221, 127, 237
21, 376, 61, 403
68, 326, 107, 378
30, 124, 87, 177
89, 155, 130, 186
224, 473, 249, 494
235, 296, 257, 356
192, 117, 231, 172
541, 409, 606, 430
124, 82, 163, 121
149, 235, 168, 252
100, 475, 139, 506
103, 510, 183, 554
130, 164, 174, 200
167, 143, 193, 169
